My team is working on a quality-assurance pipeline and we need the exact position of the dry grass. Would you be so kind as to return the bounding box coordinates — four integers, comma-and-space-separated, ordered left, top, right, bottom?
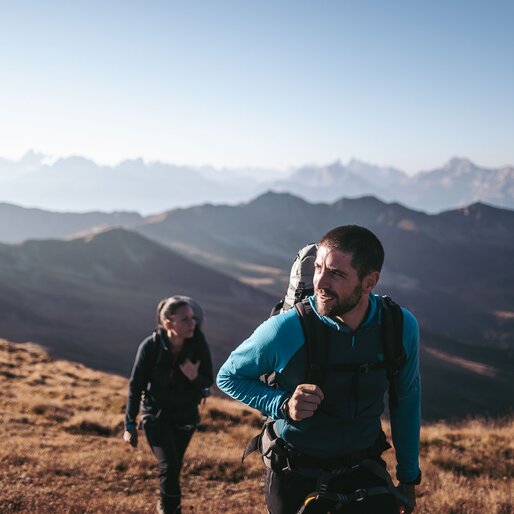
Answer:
1, 339, 512, 513
409, 419, 513, 513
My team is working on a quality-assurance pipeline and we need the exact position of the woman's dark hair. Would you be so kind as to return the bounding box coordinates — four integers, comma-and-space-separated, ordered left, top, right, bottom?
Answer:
158, 298, 190, 326
156, 298, 167, 326
157, 296, 204, 328
319, 225, 384, 280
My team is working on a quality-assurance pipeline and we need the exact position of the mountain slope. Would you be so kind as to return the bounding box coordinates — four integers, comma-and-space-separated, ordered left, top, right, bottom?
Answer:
2, 192, 513, 352
0, 202, 143, 243
135, 192, 514, 349
0, 229, 273, 374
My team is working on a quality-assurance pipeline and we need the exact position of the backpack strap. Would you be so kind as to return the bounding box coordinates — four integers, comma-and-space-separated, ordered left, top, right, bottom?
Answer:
145, 328, 167, 394
297, 459, 414, 512
295, 296, 405, 412
151, 328, 165, 370
327, 362, 386, 373
270, 299, 285, 317
380, 296, 405, 408
294, 282, 306, 303
294, 298, 329, 388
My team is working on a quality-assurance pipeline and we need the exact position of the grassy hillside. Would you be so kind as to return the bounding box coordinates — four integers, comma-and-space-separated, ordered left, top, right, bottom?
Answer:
1, 339, 512, 513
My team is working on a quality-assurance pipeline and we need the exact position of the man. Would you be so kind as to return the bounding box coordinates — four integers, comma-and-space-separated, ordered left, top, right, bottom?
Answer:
217, 225, 421, 514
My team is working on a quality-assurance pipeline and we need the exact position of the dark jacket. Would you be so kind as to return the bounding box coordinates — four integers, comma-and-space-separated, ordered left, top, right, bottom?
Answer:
125, 327, 213, 428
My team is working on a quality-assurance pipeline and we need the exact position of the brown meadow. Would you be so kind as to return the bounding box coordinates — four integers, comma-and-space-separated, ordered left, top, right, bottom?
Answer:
0, 339, 512, 513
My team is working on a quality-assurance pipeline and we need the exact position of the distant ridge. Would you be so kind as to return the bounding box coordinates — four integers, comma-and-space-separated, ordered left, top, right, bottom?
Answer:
134, 192, 514, 352
0, 228, 273, 374
1, 152, 513, 212
2, 192, 514, 352
0, 202, 143, 243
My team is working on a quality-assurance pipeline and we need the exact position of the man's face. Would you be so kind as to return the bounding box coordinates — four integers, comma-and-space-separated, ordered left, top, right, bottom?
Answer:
313, 245, 366, 318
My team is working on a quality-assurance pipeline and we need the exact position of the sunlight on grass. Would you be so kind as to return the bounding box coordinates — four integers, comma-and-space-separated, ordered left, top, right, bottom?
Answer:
1, 339, 512, 513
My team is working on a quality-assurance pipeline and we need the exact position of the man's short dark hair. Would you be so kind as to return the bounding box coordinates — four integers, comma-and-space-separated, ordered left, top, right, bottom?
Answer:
319, 225, 384, 280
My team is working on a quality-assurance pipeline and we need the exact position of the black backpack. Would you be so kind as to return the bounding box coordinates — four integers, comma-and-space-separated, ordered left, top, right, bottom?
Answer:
267, 244, 405, 409
294, 296, 405, 410
244, 248, 406, 469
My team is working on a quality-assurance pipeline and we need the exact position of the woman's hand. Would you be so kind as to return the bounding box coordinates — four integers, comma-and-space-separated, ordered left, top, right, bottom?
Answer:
180, 359, 200, 381
123, 428, 138, 448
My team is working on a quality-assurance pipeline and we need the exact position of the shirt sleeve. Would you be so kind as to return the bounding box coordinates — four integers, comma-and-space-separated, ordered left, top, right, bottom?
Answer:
390, 308, 421, 483
125, 337, 153, 428
216, 311, 303, 419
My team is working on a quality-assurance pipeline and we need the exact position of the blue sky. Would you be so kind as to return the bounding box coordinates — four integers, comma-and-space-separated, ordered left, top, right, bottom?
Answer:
1, 0, 513, 174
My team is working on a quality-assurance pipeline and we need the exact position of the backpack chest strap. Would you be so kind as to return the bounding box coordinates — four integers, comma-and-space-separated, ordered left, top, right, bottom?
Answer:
294, 299, 329, 388
327, 361, 385, 373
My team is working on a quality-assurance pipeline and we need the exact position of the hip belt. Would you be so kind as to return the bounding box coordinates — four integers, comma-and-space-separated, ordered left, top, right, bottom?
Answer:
243, 422, 391, 473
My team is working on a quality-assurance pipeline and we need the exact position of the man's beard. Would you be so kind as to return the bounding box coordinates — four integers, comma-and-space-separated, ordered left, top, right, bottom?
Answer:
315, 282, 363, 317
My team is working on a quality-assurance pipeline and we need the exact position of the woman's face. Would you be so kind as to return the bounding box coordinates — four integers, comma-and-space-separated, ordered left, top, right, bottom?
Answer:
166, 305, 196, 340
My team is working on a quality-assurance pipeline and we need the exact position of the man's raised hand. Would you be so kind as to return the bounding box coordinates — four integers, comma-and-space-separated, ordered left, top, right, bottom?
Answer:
286, 384, 324, 421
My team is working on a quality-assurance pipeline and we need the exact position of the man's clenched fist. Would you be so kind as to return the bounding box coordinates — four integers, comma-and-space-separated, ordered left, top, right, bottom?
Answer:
286, 384, 324, 421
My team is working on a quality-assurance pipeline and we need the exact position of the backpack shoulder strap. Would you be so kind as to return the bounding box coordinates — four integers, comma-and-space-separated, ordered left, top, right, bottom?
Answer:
269, 299, 285, 317
150, 328, 165, 372
294, 298, 329, 388
380, 295, 405, 408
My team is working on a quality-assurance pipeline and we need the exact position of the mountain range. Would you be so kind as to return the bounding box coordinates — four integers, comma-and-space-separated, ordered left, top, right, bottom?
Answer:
0, 152, 264, 214
135, 193, 514, 352
273, 158, 514, 213
1, 152, 513, 213
2, 193, 514, 351
0, 193, 513, 419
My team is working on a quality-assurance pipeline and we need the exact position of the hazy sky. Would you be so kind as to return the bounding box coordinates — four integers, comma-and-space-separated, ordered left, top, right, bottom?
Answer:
1, 0, 513, 174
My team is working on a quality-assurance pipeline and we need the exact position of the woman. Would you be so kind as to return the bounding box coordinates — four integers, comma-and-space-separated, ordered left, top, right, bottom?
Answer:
124, 296, 213, 514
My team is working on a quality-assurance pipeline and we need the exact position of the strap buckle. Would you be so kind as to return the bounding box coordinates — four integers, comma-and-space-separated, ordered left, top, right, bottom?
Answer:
177, 423, 196, 431
354, 489, 366, 502
281, 455, 293, 474
358, 364, 372, 374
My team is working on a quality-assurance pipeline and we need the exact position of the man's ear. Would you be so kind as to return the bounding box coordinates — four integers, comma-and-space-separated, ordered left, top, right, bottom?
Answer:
363, 271, 380, 293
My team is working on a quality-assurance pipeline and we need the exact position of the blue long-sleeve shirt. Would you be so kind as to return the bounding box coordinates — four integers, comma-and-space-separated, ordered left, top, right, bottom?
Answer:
217, 294, 421, 483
